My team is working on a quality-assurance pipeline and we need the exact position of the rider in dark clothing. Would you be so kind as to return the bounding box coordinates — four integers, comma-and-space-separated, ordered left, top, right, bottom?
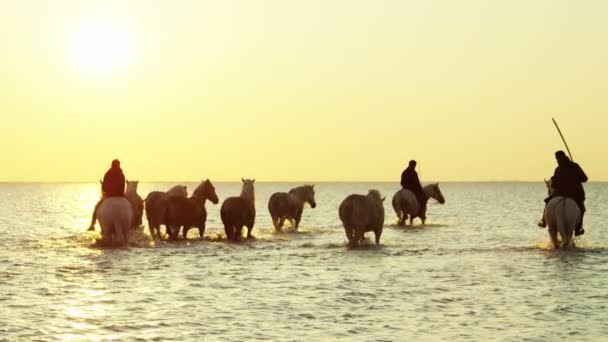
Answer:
401, 160, 426, 215
538, 151, 588, 235
102, 160, 126, 197
88, 159, 126, 231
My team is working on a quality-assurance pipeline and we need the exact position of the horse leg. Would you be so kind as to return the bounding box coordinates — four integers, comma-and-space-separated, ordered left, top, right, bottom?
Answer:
561, 226, 572, 251
246, 225, 253, 239
397, 208, 405, 226
344, 226, 354, 247
182, 226, 190, 240
352, 228, 363, 247
374, 228, 382, 245
223, 224, 232, 240
278, 218, 286, 229
198, 224, 206, 239
294, 213, 302, 230
167, 226, 181, 241
271, 215, 280, 231
121, 222, 129, 246
548, 227, 560, 249
420, 214, 427, 225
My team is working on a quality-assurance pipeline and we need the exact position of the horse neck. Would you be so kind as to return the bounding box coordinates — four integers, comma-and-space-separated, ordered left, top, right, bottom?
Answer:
290, 188, 307, 207
422, 185, 435, 201
191, 192, 206, 204
126, 187, 137, 196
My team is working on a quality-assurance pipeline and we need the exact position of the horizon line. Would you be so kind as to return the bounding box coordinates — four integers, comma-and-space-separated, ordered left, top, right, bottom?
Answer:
1, 180, 606, 184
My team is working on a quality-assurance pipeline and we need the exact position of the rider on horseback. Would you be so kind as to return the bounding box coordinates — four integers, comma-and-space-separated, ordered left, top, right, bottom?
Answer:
538, 151, 588, 235
87, 159, 126, 231
401, 160, 426, 216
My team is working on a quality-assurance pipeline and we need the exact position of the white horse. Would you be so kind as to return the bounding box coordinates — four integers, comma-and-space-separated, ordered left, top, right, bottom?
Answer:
97, 197, 133, 247
392, 183, 445, 226
543, 179, 581, 250
125, 180, 144, 229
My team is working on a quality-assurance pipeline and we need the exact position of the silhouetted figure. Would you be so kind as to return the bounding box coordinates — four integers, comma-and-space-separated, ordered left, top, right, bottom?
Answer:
401, 160, 426, 217
538, 151, 587, 235
88, 159, 126, 231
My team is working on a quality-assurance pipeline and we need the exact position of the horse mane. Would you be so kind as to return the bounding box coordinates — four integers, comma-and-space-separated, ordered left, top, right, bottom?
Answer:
167, 184, 187, 197
422, 183, 445, 204
289, 185, 312, 196
192, 181, 206, 199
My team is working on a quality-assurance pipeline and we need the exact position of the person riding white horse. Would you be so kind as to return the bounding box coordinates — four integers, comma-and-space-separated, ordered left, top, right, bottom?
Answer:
401, 160, 426, 218
88, 159, 126, 231
538, 150, 588, 236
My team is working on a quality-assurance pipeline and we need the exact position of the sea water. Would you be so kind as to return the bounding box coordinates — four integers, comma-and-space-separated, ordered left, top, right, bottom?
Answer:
1, 182, 607, 341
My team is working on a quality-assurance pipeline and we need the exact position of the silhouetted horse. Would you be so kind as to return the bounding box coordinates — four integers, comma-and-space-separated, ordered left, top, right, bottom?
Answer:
392, 183, 445, 226
165, 179, 219, 240
220, 179, 255, 241
268, 185, 316, 231
339, 189, 385, 248
544, 179, 580, 250
125, 180, 144, 229
145, 185, 188, 239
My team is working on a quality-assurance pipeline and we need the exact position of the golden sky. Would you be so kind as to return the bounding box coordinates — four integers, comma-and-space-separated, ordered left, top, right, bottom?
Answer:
1, 0, 606, 182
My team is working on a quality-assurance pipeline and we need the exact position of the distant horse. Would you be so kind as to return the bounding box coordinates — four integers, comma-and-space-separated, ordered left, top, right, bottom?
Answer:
220, 178, 256, 241
165, 179, 219, 240
125, 180, 144, 229
268, 185, 316, 231
392, 183, 445, 226
97, 197, 133, 247
145, 185, 188, 239
543, 179, 580, 250
339, 189, 385, 248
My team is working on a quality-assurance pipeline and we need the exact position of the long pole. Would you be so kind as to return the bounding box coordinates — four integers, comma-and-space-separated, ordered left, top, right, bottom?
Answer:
552, 117, 574, 161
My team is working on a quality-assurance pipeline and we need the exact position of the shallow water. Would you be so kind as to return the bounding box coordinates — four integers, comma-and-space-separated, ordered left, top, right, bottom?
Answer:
1, 182, 607, 341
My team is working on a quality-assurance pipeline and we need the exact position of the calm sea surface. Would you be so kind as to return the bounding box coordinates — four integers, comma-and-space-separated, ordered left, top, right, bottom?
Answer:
1, 182, 607, 341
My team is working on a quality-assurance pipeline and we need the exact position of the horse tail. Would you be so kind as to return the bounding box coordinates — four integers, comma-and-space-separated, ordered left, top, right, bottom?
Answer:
555, 198, 577, 250
392, 191, 400, 217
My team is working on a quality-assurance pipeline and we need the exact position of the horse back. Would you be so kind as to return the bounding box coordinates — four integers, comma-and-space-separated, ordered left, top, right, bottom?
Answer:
221, 197, 255, 226
144, 192, 170, 225
340, 195, 375, 229
394, 189, 419, 216
268, 192, 291, 217
98, 197, 133, 225
167, 197, 205, 226
545, 196, 581, 227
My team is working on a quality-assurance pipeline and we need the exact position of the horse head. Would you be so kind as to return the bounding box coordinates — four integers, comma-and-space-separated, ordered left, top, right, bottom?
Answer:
290, 184, 317, 208
544, 178, 555, 196
126, 180, 139, 194
431, 183, 445, 204
241, 178, 255, 202
193, 179, 219, 204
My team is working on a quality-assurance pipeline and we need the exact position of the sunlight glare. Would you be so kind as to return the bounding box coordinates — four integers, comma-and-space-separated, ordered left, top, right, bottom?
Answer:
67, 19, 134, 76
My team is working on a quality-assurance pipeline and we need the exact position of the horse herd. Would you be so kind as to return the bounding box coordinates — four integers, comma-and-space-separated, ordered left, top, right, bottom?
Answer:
93, 179, 446, 248
94, 178, 579, 250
